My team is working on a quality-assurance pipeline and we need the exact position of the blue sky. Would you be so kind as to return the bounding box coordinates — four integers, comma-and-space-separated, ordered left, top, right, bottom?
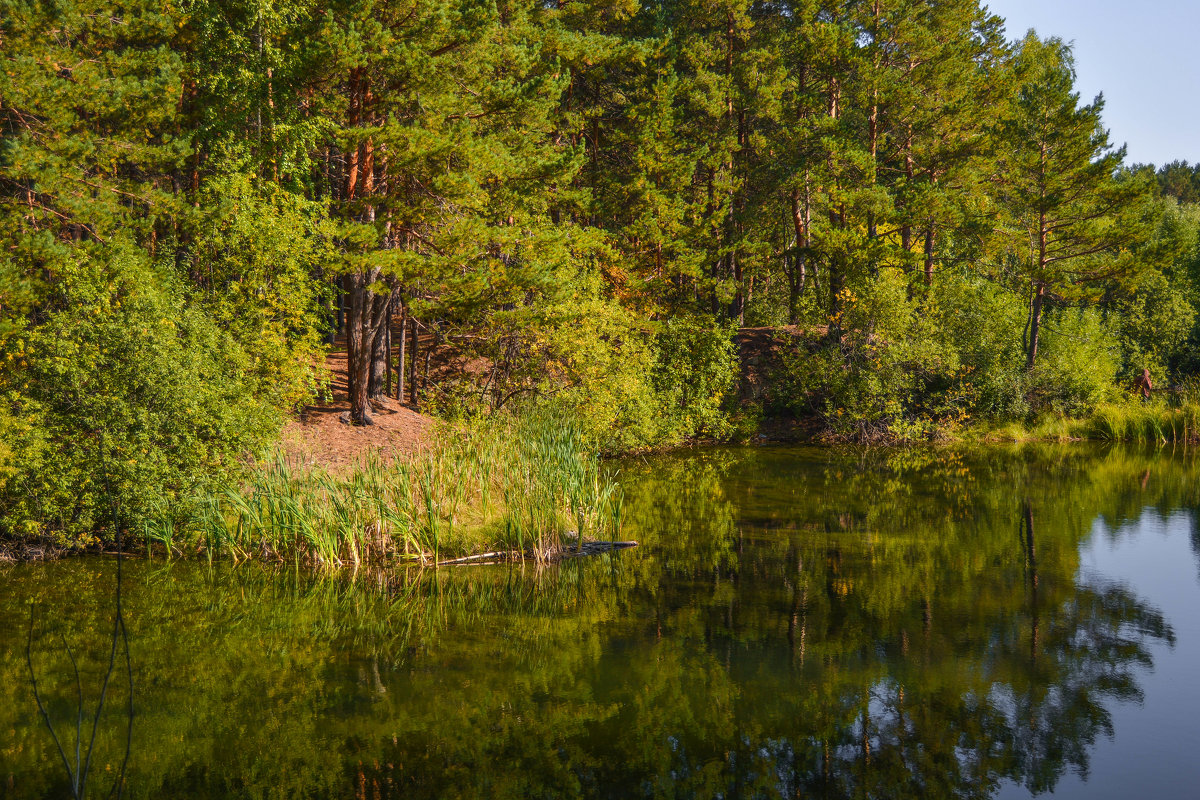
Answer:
984, 0, 1200, 167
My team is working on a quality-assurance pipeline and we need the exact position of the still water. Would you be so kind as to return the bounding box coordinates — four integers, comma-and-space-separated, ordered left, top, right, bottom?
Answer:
2, 444, 1200, 798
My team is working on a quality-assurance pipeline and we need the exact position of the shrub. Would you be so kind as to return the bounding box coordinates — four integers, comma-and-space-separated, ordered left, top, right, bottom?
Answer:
649, 317, 739, 443
777, 272, 977, 441
0, 250, 285, 545
1026, 307, 1120, 414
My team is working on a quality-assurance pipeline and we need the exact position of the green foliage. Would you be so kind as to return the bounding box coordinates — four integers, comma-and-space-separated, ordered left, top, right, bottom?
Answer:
779, 273, 988, 440
0, 250, 281, 544
428, 283, 737, 453
1026, 308, 1121, 414
1156, 160, 1200, 204
5, 0, 1200, 546
544, 314, 738, 453
1113, 269, 1195, 382
934, 277, 1029, 418
776, 272, 1133, 439
649, 317, 739, 442
1115, 199, 1200, 381
185, 173, 333, 408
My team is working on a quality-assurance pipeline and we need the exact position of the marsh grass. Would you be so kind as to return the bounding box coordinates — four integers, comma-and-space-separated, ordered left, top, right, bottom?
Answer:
1087, 400, 1200, 444
977, 398, 1200, 445
175, 413, 624, 569
979, 415, 1091, 444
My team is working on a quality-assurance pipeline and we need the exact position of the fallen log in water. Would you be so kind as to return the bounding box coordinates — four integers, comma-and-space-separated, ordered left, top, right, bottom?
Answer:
558, 540, 639, 558
436, 540, 638, 566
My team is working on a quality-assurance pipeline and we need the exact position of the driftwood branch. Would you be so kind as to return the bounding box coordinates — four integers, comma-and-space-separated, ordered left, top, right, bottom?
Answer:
435, 540, 638, 566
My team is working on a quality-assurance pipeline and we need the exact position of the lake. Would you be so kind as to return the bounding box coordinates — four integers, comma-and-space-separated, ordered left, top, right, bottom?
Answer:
2, 444, 1199, 798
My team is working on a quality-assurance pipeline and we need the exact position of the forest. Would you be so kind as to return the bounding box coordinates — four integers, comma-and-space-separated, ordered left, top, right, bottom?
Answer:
4, 0, 1200, 545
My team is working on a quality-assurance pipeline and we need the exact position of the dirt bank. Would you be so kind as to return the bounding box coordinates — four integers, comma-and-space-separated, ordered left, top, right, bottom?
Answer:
282, 344, 436, 471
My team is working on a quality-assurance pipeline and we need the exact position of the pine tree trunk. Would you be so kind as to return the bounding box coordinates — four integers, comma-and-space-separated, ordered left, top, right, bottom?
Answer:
368, 323, 386, 400
923, 226, 935, 287
420, 326, 435, 412
342, 69, 395, 424
1026, 283, 1045, 371
384, 301, 392, 399
789, 184, 810, 325
346, 271, 391, 425
901, 121, 914, 257
409, 319, 420, 412
1026, 204, 1050, 371
729, 257, 744, 324
787, 267, 801, 327
867, 0, 880, 246
722, 12, 738, 323
826, 76, 844, 330
346, 277, 373, 425
336, 275, 347, 338
396, 312, 407, 403
707, 169, 720, 316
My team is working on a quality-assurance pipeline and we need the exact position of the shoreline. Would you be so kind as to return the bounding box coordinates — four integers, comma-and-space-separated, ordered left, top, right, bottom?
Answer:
3, 427, 1192, 567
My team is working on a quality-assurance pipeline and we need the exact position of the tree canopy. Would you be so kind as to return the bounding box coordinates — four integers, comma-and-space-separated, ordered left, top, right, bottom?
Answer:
3, 0, 1200, 540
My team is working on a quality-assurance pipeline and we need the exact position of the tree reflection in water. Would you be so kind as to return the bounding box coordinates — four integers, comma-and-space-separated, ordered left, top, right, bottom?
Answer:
0, 444, 1194, 799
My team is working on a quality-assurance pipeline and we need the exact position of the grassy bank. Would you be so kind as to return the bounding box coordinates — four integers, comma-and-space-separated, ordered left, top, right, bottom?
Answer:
977, 400, 1200, 444
143, 414, 624, 568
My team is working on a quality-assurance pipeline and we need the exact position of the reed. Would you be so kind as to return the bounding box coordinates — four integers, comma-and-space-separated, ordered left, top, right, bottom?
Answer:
976, 397, 1200, 445
172, 413, 624, 569
1087, 400, 1200, 444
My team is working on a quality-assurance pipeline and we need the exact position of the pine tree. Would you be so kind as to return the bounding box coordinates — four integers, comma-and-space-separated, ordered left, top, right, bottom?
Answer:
0, 0, 183, 277
993, 34, 1154, 371
874, 0, 1006, 288
306, 0, 573, 422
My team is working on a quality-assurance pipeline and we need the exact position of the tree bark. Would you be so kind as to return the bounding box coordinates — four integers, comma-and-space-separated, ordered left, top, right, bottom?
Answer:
1026, 197, 1050, 371
1026, 283, 1045, 371
788, 183, 811, 325
421, 326, 435, 410
409, 318, 420, 412
368, 319, 387, 401
384, 298, 393, 399
336, 274, 347, 338
923, 225, 935, 287
723, 11, 741, 323
901, 121, 914, 256
346, 272, 390, 425
342, 69, 395, 424
395, 311, 407, 402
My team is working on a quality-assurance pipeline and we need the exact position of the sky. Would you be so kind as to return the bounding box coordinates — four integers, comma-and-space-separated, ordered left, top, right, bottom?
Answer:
984, 0, 1200, 167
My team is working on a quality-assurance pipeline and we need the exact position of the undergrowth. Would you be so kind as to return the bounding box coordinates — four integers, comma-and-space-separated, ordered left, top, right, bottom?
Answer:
977, 399, 1200, 444
144, 413, 624, 569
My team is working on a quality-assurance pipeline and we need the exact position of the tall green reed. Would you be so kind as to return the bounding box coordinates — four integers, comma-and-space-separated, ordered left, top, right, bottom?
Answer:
165, 413, 625, 570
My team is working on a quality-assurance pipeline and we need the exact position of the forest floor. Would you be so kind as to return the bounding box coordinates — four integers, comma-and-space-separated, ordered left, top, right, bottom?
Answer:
281, 325, 820, 471
281, 343, 436, 471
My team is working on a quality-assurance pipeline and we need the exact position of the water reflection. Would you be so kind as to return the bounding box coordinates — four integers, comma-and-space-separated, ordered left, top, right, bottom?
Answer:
1, 444, 1197, 798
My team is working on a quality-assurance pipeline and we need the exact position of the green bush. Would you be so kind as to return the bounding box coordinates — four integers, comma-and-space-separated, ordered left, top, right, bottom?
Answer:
649, 317, 739, 443
0, 250, 284, 545
1026, 307, 1120, 414
186, 174, 334, 409
1113, 268, 1196, 385
935, 278, 1028, 419
541, 313, 737, 453
777, 272, 978, 441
